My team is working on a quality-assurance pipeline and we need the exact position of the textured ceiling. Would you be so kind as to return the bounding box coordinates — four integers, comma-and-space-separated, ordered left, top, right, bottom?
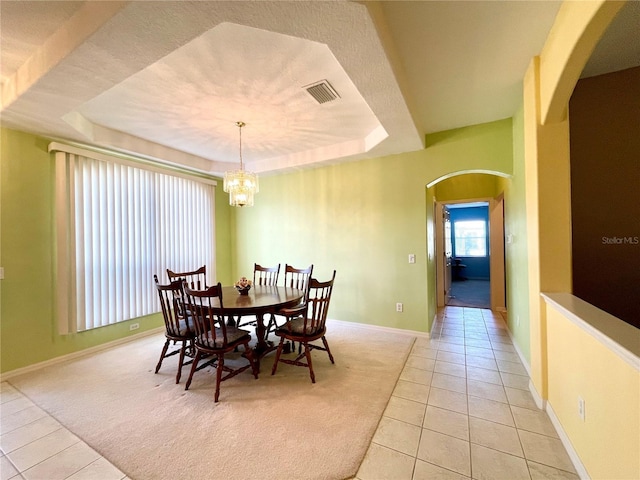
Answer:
1, 1, 638, 177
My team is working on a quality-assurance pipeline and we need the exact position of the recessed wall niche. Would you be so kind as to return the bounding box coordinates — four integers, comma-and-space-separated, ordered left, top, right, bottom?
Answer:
569, 66, 640, 328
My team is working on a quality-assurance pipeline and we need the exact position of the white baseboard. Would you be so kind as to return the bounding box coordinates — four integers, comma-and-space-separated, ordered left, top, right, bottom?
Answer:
505, 323, 532, 379
430, 312, 440, 337
523, 353, 588, 478
1, 327, 164, 381
3, 320, 430, 382
528, 379, 546, 410
545, 401, 591, 480
328, 318, 430, 338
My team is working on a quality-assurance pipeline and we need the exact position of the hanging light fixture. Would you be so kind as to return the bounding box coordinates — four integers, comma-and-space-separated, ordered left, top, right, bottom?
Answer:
223, 121, 259, 207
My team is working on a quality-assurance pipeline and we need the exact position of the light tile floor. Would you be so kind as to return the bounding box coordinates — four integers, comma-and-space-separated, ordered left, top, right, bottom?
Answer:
356, 306, 580, 480
0, 386, 129, 480
1, 306, 578, 480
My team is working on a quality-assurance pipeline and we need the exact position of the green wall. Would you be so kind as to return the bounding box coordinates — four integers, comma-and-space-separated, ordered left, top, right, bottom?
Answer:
502, 106, 531, 362
0, 128, 232, 373
233, 118, 514, 334
1, 117, 516, 373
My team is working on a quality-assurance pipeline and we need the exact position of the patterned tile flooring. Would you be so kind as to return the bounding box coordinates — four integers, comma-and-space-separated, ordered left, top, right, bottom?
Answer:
1, 306, 578, 480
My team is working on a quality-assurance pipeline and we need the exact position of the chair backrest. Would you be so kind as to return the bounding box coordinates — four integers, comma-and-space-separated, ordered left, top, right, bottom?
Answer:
183, 283, 231, 349
253, 263, 280, 286
283, 264, 313, 293
301, 270, 336, 334
167, 265, 207, 290
154, 274, 191, 338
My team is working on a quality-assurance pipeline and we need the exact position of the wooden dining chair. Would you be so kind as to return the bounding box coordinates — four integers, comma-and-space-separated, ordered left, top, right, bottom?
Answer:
183, 283, 259, 402
266, 264, 314, 343
153, 275, 196, 384
253, 263, 280, 286
282, 264, 313, 292
271, 270, 336, 383
236, 263, 281, 330
166, 265, 207, 290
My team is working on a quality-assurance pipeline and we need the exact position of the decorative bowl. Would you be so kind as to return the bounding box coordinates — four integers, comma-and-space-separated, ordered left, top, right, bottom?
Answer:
235, 277, 252, 295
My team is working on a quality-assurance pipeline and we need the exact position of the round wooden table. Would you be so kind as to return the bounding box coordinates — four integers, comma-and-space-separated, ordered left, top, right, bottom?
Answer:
221, 285, 303, 366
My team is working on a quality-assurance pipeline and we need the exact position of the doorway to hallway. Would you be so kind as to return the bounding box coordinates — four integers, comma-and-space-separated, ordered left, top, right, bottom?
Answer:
436, 196, 505, 311
446, 202, 491, 308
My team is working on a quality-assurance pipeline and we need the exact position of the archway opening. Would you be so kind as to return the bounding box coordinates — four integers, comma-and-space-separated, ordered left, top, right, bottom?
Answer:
429, 171, 507, 312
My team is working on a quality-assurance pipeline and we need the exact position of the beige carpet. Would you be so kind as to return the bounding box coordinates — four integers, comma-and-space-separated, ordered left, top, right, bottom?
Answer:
9, 320, 414, 480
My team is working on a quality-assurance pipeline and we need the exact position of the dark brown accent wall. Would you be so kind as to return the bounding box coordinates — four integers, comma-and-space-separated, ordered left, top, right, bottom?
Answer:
569, 66, 640, 328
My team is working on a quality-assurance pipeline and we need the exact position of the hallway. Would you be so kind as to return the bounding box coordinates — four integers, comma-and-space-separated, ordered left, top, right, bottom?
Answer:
356, 306, 578, 479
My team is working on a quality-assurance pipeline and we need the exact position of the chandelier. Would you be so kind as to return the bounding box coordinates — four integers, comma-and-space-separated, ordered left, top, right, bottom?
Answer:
223, 121, 259, 207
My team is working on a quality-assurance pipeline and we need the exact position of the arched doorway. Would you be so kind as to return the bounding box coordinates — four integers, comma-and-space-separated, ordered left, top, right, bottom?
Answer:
430, 172, 507, 312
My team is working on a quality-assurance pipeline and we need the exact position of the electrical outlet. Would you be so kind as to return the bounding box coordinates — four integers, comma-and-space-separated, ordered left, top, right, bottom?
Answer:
129, 323, 140, 331
578, 396, 586, 421
396, 303, 403, 312
408, 254, 416, 264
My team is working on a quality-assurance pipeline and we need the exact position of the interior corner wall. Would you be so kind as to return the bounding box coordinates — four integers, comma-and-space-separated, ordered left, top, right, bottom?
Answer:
569, 66, 640, 328
501, 105, 531, 363
233, 118, 513, 334
214, 181, 234, 286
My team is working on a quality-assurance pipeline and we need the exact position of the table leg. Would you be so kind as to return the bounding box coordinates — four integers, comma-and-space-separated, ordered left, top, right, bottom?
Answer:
252, 312, 275, 371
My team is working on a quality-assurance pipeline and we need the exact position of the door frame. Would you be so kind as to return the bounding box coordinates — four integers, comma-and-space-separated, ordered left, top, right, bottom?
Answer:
435, 202, 452, 307
435, 196, 506, 310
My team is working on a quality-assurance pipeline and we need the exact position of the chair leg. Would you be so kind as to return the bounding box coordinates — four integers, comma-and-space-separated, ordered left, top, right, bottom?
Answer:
155, 339, 170, 373
303, 343, 316, 383
185, 350, 201, 391
176, 341, 187, 384
271, 337, 286, 376
265, 314, 274, 338
321, 336, 335, 364
214, 354, 224, 403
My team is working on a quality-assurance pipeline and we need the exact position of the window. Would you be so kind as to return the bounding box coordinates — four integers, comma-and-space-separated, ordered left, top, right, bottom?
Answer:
453, 220, 487, 257
53, 144, 216, 333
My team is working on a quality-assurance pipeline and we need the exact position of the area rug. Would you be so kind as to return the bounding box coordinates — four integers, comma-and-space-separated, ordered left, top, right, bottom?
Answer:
449, 279, 491, 308
9, 320, 414, 480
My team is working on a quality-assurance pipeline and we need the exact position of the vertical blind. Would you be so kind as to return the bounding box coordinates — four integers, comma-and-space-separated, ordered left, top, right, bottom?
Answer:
53, 145, 215, 333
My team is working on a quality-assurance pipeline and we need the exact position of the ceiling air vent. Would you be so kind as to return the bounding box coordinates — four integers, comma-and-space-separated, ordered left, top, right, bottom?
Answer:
304, 80, 340, 104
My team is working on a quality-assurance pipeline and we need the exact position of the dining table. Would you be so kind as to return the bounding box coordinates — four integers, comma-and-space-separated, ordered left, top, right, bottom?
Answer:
219, 285, 304, 368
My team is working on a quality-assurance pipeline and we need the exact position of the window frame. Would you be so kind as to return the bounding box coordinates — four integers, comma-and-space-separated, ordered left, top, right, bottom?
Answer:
452, 219, 488, 258
51, 142, 217, 334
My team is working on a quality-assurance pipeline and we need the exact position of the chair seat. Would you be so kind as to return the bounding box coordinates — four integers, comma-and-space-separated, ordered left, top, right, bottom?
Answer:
167, 317, 195, 338
276, 317, 323, 337
197, 327, 251, 349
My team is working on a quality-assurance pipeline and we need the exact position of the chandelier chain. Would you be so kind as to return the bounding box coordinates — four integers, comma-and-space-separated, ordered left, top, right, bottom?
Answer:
236, 121, 245, 170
